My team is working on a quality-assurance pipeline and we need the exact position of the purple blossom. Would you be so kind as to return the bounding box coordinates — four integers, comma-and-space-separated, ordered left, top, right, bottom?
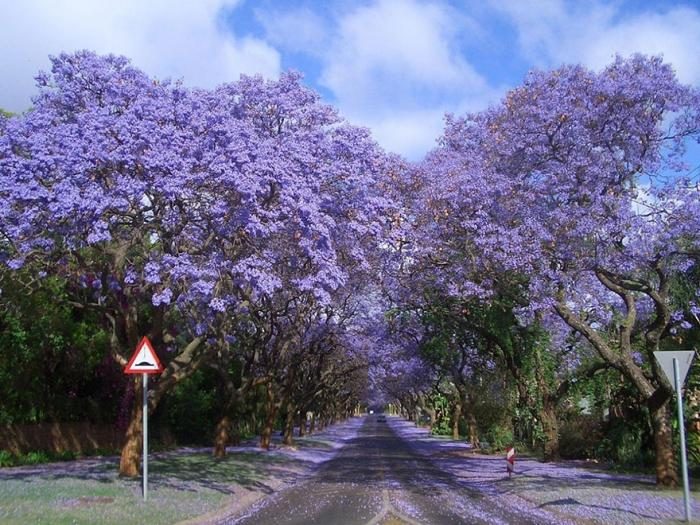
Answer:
144, 262, 161, 285
152, 288, 172, 306
208, 297, 226, 312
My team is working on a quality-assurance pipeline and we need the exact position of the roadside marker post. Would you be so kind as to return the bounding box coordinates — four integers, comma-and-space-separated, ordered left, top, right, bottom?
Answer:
124, 336, 164, 501
506, 446, 515, 478
654, 351, 695, 523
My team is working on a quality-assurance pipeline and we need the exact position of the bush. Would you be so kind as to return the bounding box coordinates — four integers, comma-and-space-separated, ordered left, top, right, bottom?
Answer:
559, 416, 601, 459
0, 450, 15, 467
484, 424, 513, 451
596, 419, 654, 469
687, 430, 700, 467
161, 369, 221, 445
431, 417, 452, 436
22, 451, 50, 464
54, 450, 77, 461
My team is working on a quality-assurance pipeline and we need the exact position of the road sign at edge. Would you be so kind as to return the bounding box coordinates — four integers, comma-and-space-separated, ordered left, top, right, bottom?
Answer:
124, 336, 164, 374
653, 351, 695, 393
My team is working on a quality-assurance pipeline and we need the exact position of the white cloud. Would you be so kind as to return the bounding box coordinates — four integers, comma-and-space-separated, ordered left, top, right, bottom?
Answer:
0, 0, 281, 112
494, 1, 700, 85
310, 0, 498, 159
321, 0, 487, 109
356, 109, 447, 160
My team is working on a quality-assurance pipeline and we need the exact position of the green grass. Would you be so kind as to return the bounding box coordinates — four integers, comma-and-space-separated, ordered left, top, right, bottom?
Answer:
0, 451, 304, 525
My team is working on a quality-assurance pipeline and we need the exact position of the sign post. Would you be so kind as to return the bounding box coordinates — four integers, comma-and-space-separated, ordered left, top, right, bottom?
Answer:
124, 337, 164, 501
654, 350, 695, 523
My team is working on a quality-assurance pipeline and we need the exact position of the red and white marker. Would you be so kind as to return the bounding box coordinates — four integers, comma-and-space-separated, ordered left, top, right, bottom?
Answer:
506, 446, 515, 478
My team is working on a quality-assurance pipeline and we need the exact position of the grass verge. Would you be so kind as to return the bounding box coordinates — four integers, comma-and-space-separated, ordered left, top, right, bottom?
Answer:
0, 450, 304, 525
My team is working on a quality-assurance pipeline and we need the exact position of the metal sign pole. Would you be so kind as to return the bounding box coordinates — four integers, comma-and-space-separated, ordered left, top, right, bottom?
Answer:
143, 373, 148, 502
674, 358, 691, 522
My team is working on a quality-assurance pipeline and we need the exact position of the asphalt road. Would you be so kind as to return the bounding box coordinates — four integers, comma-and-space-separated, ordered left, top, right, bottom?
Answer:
221, 416, 545, 525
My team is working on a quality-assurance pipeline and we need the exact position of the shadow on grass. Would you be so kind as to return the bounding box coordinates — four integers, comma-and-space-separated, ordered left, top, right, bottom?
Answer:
0, 447, 326, 498
150, 452, 307, 495
0, 458, 119, 484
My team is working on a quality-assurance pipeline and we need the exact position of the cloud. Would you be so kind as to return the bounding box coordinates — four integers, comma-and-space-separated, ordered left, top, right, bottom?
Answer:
359, 109, 448, 160
321, 0, 485, 105
257, 0, 499, 160
0, 0, 280, 112
494, 1, 700, 85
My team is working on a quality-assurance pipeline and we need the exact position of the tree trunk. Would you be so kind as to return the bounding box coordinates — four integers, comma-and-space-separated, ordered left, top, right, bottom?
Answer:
540, 401, 559, 461
260, 386, 277, 450
213, 415, 232, 458
309, 412, 316, 433
534, 345, 559, 461
651, 402, 679, 487
466, 411, 479, 448
298, 411, 306, 437
119, 378, 143, 477
283, 401, 295, 446
451, 398, 462, 440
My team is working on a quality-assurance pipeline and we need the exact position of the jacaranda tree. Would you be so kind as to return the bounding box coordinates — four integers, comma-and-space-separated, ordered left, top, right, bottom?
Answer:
0, 51, 394, 476
421, 55, 700, 486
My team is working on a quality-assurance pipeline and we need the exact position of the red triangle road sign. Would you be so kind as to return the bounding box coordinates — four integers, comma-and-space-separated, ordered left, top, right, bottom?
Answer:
124, 336, 164, 374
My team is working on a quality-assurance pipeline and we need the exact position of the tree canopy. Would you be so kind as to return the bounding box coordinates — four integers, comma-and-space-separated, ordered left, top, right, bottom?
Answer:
1, 51, 699, 486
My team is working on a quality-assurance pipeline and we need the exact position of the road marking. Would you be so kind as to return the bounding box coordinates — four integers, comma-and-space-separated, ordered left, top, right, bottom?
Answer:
363, 489, 422, 525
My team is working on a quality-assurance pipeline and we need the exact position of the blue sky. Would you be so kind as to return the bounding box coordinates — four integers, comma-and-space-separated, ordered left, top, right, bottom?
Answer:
2, 0, 700, 160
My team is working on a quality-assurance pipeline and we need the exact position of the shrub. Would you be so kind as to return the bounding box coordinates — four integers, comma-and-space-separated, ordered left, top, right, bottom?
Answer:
596, 419, 654, 469
55, 450, 77, 461
0, 450, 15, 467
484, 424, 513, 451
431, 417, 452, 436
687, 430, 700, 467
22, 451, 50, 464
162, 369, 221, 445
559, 416, 601, 459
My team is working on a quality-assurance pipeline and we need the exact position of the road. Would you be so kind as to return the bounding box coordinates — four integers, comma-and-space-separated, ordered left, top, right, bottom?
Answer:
221, 416, 547, 525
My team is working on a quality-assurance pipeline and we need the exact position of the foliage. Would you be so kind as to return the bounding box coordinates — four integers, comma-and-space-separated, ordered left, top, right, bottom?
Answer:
0, 272, 115, 424
0, 450, 13, 467
161, 369, 221, 445
483, 425, 513, 451
596, 418, 654, 469
429, 392, 452, 436
687, 431, 700, 467
0, 449, 77, 467
558, 416, 602, 459
1, 50, 700, 483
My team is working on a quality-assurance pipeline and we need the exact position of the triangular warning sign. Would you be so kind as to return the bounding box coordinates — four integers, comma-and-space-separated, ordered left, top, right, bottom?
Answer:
125, 336, 164, 374
654, 351, 695, 393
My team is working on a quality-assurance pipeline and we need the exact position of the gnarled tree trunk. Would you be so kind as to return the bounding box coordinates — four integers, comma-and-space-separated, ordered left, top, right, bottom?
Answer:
540, 401, 559, 461
260, 385, 277, 450
119, 378, 143, 477
283, 401, 295, 446
451, 397, 462, 440
213, 415, 232, 459
651, 401, 678, 486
